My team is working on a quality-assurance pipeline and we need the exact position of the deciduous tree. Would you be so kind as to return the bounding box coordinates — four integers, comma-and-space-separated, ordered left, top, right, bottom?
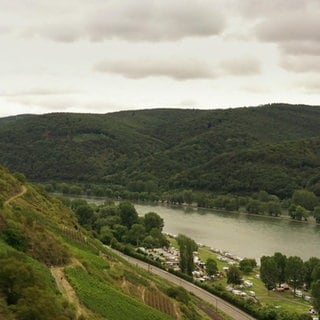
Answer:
292, 189, 318, 211
206, 258, 218, 276
286, 256, 304, 294
239, 258, 257, 274
311, 279, 320, 312
246, 200, 263, 214
227, 265, 242, 285
118, 201, 138, 229
304, 257, 320, 289
313, 206, 320, 223
75, 205, 95, 226
273, 252, 287, 286
260, 256, 279, 290
144, 212, 164, 232
127, 224, 145, 246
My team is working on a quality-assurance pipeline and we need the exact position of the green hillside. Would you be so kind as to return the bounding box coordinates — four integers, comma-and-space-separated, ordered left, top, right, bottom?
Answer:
0, 104, 320, 198
166, 137, 320, 198
0, 166, 212, 320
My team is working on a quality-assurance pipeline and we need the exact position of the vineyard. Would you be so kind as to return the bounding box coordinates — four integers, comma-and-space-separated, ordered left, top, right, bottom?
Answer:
145, 288, 177, 319
60, 226, 87, 244
65, 267, 173, 320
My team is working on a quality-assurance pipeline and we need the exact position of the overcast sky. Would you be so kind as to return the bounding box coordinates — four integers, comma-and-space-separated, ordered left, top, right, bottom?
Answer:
0, 0, 319, 117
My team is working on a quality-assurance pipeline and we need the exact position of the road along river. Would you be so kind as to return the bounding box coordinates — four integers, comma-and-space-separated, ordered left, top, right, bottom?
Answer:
107, 246, 256, 320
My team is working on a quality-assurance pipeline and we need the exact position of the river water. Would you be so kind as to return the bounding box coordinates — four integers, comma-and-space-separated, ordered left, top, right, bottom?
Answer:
83, 198, 320, 262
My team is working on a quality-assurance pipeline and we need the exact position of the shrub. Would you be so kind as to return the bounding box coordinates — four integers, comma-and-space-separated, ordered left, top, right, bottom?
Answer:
2, 227, 28, 252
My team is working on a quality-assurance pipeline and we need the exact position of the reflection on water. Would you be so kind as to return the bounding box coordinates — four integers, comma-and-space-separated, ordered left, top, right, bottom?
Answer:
83, 198, 320, 261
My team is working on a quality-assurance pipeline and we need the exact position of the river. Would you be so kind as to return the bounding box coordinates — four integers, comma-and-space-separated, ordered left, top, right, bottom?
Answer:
81, 198, 320, 262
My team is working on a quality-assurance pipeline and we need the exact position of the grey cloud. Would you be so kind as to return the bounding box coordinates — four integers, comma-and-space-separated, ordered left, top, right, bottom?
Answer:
12, 1, 226, 42
281, 55, 320, 73
257, 12, 320, 42
252, 0, 320, 57
282, 42, 320, 56
235, 0, 306, 18
94, 55, 261, 80
38, 25, 82, 43
220, 57, 261, 76
247, 0, 320, 73
94, 59, 215, 80
0, 88, 78, 97
87, 1, 225, 42
241, 84, 270, 94
297, 79, 320, 93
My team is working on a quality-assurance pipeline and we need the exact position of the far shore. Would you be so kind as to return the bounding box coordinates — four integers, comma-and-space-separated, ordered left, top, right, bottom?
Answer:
54, 192, 320, 227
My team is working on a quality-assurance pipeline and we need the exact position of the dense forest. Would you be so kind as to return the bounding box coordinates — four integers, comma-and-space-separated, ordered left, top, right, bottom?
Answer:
0, 104, 320, 199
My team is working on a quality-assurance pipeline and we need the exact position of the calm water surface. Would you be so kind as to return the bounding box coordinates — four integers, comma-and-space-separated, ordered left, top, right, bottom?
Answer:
85, 198, 320, 261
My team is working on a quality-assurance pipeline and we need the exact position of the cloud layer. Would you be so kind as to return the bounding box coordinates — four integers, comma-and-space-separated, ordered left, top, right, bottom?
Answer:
0, 0, 319, 117
94, 58, 215, 80
250, 0, 320, 74
94, 56, 261, 80
3, 1, 226, 42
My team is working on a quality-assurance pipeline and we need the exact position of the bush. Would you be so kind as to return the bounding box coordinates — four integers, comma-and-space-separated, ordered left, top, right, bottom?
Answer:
166, 287, 190, 304
13, 172, 26, 183
2, 227, 28, 252
239, 258, 257, 274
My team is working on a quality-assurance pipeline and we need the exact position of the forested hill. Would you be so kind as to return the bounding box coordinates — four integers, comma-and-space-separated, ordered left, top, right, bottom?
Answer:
1, 103, 320, 198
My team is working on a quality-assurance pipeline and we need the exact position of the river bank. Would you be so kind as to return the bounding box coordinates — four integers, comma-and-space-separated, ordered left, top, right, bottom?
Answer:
57, 192, 319, 227
59, 193, 320, 261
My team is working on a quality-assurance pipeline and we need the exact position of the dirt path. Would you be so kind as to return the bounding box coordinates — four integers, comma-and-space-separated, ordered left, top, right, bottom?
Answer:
51, 265, 90, 318
4, 185, 90, 317
4, 185, 27, 206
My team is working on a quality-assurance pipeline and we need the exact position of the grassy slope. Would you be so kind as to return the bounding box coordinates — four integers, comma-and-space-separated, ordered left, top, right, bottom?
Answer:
0, 167, 216, 320
0, 167, 22, 200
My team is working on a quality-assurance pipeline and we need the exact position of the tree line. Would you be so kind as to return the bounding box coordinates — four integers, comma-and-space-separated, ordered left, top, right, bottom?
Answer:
64, 198, 169, 250
259, 252, 320, 311
56, 187, 320, 223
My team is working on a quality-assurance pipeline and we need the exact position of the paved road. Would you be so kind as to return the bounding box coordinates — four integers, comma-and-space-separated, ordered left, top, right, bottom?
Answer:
108, 247, 256, 320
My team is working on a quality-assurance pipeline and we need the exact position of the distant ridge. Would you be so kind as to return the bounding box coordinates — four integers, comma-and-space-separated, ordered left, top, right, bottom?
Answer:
0, 103, 320, 197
